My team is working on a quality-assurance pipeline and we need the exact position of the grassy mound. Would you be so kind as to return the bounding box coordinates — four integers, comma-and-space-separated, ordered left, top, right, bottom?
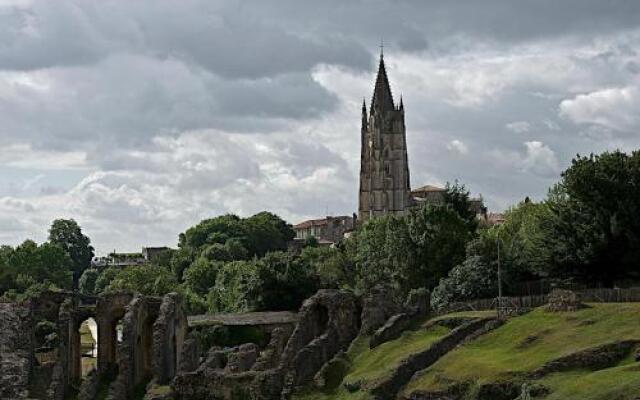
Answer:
404, 303, 640, 399
540, 361, 640, 400
294, 319, 455, 400
295, 304, 640, 400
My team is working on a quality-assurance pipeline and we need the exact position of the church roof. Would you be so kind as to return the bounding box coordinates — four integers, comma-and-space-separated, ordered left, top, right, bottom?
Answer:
371, 54, 395, 112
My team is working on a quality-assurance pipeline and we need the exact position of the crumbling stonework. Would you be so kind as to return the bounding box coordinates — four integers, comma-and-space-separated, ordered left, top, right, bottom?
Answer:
529, 340, 640, 378
280, 290, 360, 395
178, 334, 199, 374
77, 368, 100, 400
107, 294, 162, 400
360, 284, 401, 335
0, 302, 33, 400
369, 318, 501, 400
252, 327, 289, 371
173, 289, 360, 400
0, 291, 191, 400
226, 343, 259, 373
370, 289, 430, 349
546, 289, 586, 312
96, 292, 134, 374
153, 293, 188, 384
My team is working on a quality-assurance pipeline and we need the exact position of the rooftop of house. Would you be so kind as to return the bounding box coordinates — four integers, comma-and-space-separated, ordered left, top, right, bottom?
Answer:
293, 215, 353, 230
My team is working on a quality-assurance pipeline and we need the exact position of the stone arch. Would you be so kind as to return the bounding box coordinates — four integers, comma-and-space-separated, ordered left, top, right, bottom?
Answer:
96, 292, 133, 374
69, 312, 97, 383
152, 293, 188, 384
108, 294, 162, 398
136, 313, 156, 382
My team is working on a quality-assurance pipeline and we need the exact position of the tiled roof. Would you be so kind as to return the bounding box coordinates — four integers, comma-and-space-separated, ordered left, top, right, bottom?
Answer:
293, 218, 329, 229
293, 216, 351, 230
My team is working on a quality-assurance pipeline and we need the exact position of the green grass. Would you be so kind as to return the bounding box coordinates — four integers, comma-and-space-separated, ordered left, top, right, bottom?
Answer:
344, 325, 450, 384
404, 303, 640, 395
294, 337, 372, 400
294, 324, 451, 400
427, 310, 497, 322
540, 361, 640, 400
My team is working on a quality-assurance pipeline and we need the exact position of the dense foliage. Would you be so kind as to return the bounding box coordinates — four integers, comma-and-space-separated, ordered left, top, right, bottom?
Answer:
48, 219, 94, 289
354, 203, 473, 295
2, 150, 639, 314
543, 151, 640, 284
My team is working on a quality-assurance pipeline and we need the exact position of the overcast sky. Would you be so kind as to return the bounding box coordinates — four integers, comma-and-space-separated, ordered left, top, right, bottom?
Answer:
1, 0, 639, 254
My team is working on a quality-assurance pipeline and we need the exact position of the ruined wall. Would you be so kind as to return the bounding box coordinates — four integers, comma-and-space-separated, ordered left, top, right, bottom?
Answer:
97, 292, 134, 374
107, 294, 162, 400
360, 284, 401, 335
153, 293, 188, 384
280, 290, 360, 393
0, 302, 33, 399
173, 289, 360, 400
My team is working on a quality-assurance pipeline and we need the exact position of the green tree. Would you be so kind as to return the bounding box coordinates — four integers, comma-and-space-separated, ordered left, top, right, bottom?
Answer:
299, 245, 354, 289
543, 150, 640, 284
406, 204, 472, 289
443, 181, 479, 232
106, 265, 178, 296
207, 260, 256, 313
465, 199, 551, 292
431, 256, 497, 311
48, 219, 94, 290
183, 257, 220, 296
170, 247, 195, 281
248, 251, 319, 311
355, 204, 473, 296
0, 240, 72, 295
94, 267, 119, 294
245, 211, 295, 256
78, 268, 99, 295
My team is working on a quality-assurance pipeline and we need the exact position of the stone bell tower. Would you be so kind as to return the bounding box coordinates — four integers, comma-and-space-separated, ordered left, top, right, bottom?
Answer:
358, 51, 411, 223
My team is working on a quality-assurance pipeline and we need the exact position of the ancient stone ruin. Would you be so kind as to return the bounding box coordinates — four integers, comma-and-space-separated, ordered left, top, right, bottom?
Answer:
546, 289, 586, 312
173, 289, 360, 400
1, 284, 435, 400
0, 290, 188, 400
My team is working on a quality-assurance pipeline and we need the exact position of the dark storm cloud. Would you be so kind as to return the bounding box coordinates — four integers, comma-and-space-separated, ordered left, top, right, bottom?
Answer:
1, 0, 640, 252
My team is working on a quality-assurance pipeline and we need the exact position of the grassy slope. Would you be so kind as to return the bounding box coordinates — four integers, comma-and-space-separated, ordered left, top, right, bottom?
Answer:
541, 360, 640, 400
404, 303, 640, 398
294, 322, 452, 400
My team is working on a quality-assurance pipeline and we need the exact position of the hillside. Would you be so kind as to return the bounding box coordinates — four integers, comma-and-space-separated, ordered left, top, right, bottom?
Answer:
294, 303, 640, 400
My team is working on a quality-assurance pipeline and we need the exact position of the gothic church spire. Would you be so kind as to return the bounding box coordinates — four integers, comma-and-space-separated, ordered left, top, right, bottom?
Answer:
371, 52, 395, 112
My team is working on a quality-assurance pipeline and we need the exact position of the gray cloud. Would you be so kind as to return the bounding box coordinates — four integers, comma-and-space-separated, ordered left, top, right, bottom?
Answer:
1, 1, 640, 252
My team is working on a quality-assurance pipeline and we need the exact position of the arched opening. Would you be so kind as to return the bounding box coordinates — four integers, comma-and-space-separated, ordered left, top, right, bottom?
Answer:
311, 304, 329, 338
171, 333, 177, 378
99, 311, 125, 375
79, 317, 98, 376
71, 316, 98, 382
140, 317, 155, 381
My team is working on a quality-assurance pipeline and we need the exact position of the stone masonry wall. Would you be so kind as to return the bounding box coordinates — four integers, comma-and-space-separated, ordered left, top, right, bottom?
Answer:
153, 293, 188, 384
0, 302, 33, 400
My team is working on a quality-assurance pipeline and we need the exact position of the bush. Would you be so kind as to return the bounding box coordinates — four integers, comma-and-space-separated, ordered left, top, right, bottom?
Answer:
94, 267, 119, 294
79, 268, 99, 295
183, 257, 220, 296
431, 256, 497, 311
105, 265, 179, 296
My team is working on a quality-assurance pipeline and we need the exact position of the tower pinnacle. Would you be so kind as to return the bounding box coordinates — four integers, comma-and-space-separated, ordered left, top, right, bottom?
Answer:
371, 51, 394, 112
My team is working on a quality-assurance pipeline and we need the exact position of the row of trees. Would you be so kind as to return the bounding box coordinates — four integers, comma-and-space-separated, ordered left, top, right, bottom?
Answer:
0, 219, 94, 299
3, 150, 639, 315
432, 150, 640, 309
